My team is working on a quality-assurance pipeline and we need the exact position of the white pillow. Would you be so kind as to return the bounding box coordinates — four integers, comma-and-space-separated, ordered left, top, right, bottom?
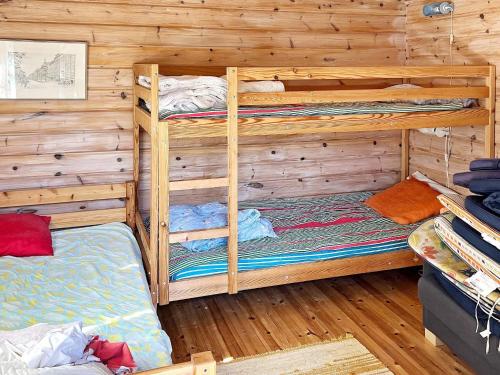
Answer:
411, 171, 458, 195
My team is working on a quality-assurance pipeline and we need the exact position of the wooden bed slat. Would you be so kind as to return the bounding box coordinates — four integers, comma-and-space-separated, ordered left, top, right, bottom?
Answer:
135, 106, 152, 135
0, 184, 126, 208
49, 208, 127, 229
169, 177, 229, 191
239, 86, 489, 106
166, 108, 489, 139
134, 84, 151, 102
237, 66, 492, 80
169, 227, 229, 244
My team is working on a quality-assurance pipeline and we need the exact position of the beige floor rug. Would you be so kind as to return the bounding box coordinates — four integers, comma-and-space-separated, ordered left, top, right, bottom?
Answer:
217, 335, 393, 375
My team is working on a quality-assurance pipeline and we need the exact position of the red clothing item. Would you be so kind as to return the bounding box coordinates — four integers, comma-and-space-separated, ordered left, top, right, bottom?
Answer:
86, 336, 136, 374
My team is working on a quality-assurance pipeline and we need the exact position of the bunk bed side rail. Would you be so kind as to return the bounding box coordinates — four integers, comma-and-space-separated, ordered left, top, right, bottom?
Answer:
0, 182, 134, 230
239, 86, 489, 106
237, 66, 492, 80
236, 65, 493, 106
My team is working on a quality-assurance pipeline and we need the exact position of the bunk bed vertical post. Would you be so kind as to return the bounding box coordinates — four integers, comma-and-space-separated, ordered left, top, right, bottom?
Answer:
400, 76, 410, 181
149, 64, 160, 304
227, 67, 239, 294
126, 181, 137, 230
132, 119, 140, 209
131, 69, 140, 230
158, 116, 170, 305
191, 351, 217, 375
485, 65, 496, 158
401, 129, 409, 180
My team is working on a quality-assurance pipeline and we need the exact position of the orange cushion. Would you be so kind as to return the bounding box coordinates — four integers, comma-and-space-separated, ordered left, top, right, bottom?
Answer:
364, 177, 442, 224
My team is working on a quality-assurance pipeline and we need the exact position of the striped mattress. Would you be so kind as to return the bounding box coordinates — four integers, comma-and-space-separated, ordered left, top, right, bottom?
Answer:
169, 192, 420, 281
159, 102, 465, 120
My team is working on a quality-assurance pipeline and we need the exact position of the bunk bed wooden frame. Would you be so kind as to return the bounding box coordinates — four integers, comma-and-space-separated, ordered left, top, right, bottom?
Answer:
132, 64, 496, 305
0, 182, 216, 375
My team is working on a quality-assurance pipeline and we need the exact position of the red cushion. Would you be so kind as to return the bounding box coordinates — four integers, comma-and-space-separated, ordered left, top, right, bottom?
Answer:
0, 213, 53, 257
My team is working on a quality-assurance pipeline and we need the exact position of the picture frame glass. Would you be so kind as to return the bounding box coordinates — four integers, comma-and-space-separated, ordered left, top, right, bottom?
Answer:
0, 40, 87, 100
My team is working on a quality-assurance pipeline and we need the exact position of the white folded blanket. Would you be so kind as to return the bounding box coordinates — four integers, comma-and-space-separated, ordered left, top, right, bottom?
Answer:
138, 74, 285, 95
147, 86, 227, 113
138, 75, 227, 96
139, 74, 285, 114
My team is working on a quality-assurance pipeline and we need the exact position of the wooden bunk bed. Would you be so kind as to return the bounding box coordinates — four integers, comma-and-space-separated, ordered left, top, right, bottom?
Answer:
132, 64, 496, 305
0, 182, 216, 375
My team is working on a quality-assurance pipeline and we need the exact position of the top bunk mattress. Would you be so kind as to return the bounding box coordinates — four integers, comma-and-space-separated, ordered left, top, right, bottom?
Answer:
157, 101, 466, 121
167, 191, 420, 281
0, 222, 172, 371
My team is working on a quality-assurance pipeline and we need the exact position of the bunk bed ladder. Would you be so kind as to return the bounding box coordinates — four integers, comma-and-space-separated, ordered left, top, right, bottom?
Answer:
157, 67, 239, 305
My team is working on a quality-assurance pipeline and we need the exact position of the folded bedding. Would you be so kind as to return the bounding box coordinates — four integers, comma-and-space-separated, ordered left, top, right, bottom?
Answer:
469, 179, 500, 195
164, 202, 276, 252
139, 74, 285, 95
434, 215, 499, 284
139, 74, 285, 114
453, 170, 500, 188
470, 158, 500, 171
484, 192, 500, 215
452, 217, 500, 263
464, 195, 500, 231
408, 216, 500, 311
150, 86, 227, 114
138, 75, 227, 96
167, 192, 419, 281
0, 223, 172, 371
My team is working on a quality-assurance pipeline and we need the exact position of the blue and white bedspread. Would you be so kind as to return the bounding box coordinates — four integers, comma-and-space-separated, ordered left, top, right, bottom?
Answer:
0, 223, 172, 371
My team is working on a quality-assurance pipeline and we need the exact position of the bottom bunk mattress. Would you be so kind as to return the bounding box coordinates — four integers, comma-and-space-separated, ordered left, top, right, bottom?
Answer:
0, 222, 172, 371
169, 192, 420, 281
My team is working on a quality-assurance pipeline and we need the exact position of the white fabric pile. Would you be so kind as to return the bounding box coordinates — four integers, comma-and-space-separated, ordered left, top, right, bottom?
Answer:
0, 323, 112, 375
138, 74, 285, 113
385, 83, 478, 138
384, 83, 478, 107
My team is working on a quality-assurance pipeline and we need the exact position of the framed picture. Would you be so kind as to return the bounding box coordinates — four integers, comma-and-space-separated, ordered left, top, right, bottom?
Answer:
0, 39, 87, 100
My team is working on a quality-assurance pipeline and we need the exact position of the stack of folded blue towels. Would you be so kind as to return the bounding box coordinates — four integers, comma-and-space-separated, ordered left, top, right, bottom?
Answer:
453, 158, 500, 261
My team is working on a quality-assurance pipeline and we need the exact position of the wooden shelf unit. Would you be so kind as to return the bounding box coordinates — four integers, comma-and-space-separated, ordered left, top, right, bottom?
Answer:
132, 64, 496, 305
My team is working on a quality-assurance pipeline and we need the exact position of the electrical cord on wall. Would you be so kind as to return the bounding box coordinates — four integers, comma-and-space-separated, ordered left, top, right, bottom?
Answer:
444, 8, 455, 188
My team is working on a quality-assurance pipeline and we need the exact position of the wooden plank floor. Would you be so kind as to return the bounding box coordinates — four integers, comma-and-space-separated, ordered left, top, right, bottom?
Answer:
158, 268, 473, 374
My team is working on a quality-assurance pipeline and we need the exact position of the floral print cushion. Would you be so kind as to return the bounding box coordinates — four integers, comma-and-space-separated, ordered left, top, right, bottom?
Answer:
408, 215, 500, 305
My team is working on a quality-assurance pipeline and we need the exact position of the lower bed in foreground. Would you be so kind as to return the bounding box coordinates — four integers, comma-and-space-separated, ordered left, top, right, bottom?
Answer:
0, 223, 172, 372
169, 191, 421, 281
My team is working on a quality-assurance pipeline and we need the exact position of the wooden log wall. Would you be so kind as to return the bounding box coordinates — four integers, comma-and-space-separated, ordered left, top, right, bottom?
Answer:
406, 0, 500, 192
0, 0, 406, 210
